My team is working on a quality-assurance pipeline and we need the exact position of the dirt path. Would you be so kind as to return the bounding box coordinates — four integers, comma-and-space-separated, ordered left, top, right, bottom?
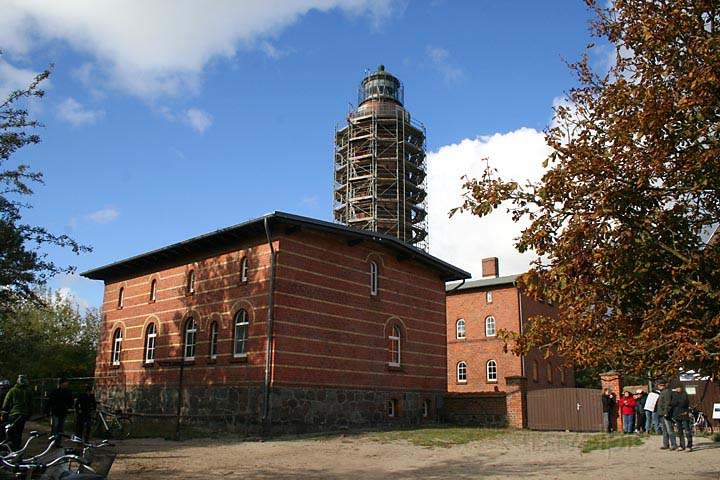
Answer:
110, 431, 719, 479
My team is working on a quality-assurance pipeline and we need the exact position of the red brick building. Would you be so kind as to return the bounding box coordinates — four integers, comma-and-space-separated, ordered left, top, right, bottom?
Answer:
445, 258, 574, 427
82, 212, 469, 433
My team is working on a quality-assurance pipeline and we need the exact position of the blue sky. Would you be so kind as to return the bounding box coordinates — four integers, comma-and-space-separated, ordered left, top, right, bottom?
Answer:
0, 1, 601, 309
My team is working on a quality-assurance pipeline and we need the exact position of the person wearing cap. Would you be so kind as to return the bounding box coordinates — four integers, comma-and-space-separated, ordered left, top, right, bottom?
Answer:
656, 380, 677, 450
671, 386, 693, 452
46, 377, 74, 438
1, 375, 33, 451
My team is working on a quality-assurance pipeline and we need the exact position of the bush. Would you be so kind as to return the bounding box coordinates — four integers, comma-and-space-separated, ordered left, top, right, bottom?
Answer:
712, 432, 720, 443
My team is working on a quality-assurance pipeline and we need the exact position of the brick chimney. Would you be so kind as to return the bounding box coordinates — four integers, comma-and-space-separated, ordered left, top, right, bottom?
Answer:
481, 257, 499, 278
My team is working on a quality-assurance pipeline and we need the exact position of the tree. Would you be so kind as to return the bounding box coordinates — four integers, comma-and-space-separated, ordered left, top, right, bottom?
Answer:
454, 0, 720, 379
1, 54, 90, 313
0, 289, 101, 380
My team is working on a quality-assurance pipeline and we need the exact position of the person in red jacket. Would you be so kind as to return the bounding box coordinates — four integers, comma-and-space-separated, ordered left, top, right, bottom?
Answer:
619, 390, 637, 434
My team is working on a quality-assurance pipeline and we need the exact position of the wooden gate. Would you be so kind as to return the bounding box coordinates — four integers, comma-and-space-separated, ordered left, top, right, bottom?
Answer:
527, 388, 603, 431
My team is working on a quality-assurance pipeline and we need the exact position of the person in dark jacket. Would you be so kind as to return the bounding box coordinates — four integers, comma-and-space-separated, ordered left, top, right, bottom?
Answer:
656, 381, 677, 449
0, 380, 10, 443
601, 388, 616, 433
634, 389, 648, 433
1, 375, 33, 451
671, 386, 693, 452
46, 378, 74, 438
74, 385, 97, 442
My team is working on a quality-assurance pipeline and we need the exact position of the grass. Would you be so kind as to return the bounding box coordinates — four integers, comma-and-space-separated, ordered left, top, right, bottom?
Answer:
580, 433, 644, 453
712, 432, 720, 442
368, 426, 509, 448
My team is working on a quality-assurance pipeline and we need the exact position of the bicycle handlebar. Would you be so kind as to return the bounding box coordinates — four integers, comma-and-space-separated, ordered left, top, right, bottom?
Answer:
1, 430, 42, 460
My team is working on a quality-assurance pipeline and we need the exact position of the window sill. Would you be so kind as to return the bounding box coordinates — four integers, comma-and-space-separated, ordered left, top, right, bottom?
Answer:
456, 337, 466, 341
142, 362, 155, 368
208, 357, 218, 364
110, 364, 121, 370
386, 363, 403, 372
148, 300, 156, 304
456, 380, 467, 385
182, 359, 196, 366
487, 379, 497, 383
230, 355, 248, 364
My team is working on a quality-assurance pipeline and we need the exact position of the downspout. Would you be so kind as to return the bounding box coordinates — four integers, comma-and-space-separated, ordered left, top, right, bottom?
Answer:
262, 217, 277, 434
516, 284, 526, 377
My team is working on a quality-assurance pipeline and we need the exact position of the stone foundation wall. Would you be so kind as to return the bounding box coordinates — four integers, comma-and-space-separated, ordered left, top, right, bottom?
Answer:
95, 383, 443, 435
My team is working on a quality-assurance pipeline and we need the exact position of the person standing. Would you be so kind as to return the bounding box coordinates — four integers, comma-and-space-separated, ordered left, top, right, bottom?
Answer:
634, 389, 648, 433
671, 386, 693, 452
601, 388, 616, 433
619, 390, 637, 434
656, 380, 677, 450
46, 378, 74, 438
1, 375, 33, 451
74, 385, 97, 442
0, 380, 10, 443
649, 385, 663, 434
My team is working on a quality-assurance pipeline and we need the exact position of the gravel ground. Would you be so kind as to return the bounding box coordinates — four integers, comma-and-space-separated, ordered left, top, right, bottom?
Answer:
108, 430, 720, 479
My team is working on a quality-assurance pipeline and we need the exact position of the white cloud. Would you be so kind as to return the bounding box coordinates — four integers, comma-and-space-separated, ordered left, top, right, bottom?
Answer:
0, 58, 38, 99
86, 207, 119, 224
0, 0, 398, 98
426, 45, 464, 82
56, 97, 104, 126
184, 108, 213, 133
427, 128, 550, 278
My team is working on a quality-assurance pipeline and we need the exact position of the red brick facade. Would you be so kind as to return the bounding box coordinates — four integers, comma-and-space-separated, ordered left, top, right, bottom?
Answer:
86, 213, 468, 433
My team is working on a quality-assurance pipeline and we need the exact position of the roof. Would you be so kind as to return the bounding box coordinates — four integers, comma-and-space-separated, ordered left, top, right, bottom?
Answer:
81, 211, 470, 283
446, 274, 521, 293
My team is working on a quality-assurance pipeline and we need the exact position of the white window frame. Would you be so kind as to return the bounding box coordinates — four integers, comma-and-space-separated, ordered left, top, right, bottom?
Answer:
485, 316, 496, 337
388, 325, 401, 367
144, 323, 157, 364
240, 256, 249, 283
111, 328, 123, 366
370, 261, 378, 296
184, 318, 197, 361
233, 310, 249, 357
457, 361, 467, 383
422, 399, 429, 418
187, 270, 195, 294
387, 399, 397, 417
117, 287, 124, 309
456, 318, 466, 339
149, 279, 157, 302
486, 290, 493, 304
486, 359, 497, 382
210, 321, 219, 360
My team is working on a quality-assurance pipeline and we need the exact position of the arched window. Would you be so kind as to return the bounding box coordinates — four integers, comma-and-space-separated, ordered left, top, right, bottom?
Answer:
486, 290, 493, 304
532, 360, 539, 382
117, 287, 124, 309
186, 270, 195, 295
240, 256, 249, 284
209, 321, 219, 359
547, 363, 553, 383
370, 261, 379, 296
111, 328, 123, 366
388, 325, 401, 366
149, 279, 157, 302
486, 360, 498, 382
233, 310, 249, 356
422, 399, 430, 418
457, 361, 467, 383
387, 398, 398, 417
144, 323, 157, 364
456, 319, 466, 339
485, 316, 496, 337
183, 317, 197, 360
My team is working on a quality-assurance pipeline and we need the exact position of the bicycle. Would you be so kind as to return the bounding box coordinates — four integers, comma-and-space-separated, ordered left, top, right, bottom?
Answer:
690, 407, 714, 434
93, 407, 132, 439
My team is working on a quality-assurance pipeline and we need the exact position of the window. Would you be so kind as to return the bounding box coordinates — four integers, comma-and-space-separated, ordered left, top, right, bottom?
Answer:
485, 316, 496, 337
370, 261, 379, 296
486, 360, 498, 382
186, 270, 195, 295
117, 287, 124, 309
111, 328, 123, 366
422, 399, 430, 418
144, 323, 157, 364
233, 310, 249, 356
486, 290, 493, 304
547, 363, 553, 383
240, 256, 249, 283
209, 321, 219, 359
456, 319, 466, 339
560, 367, 566, 385
387, 399, 398, 417
388, 325, 401, 366
532, 360, 539, 382
457, 361, 467, 383
183, 317, 197, 360
149, 279, 157, 302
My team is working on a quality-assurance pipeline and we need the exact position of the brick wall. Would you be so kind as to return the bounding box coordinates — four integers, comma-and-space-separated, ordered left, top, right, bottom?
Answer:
442, 393, 507, 426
